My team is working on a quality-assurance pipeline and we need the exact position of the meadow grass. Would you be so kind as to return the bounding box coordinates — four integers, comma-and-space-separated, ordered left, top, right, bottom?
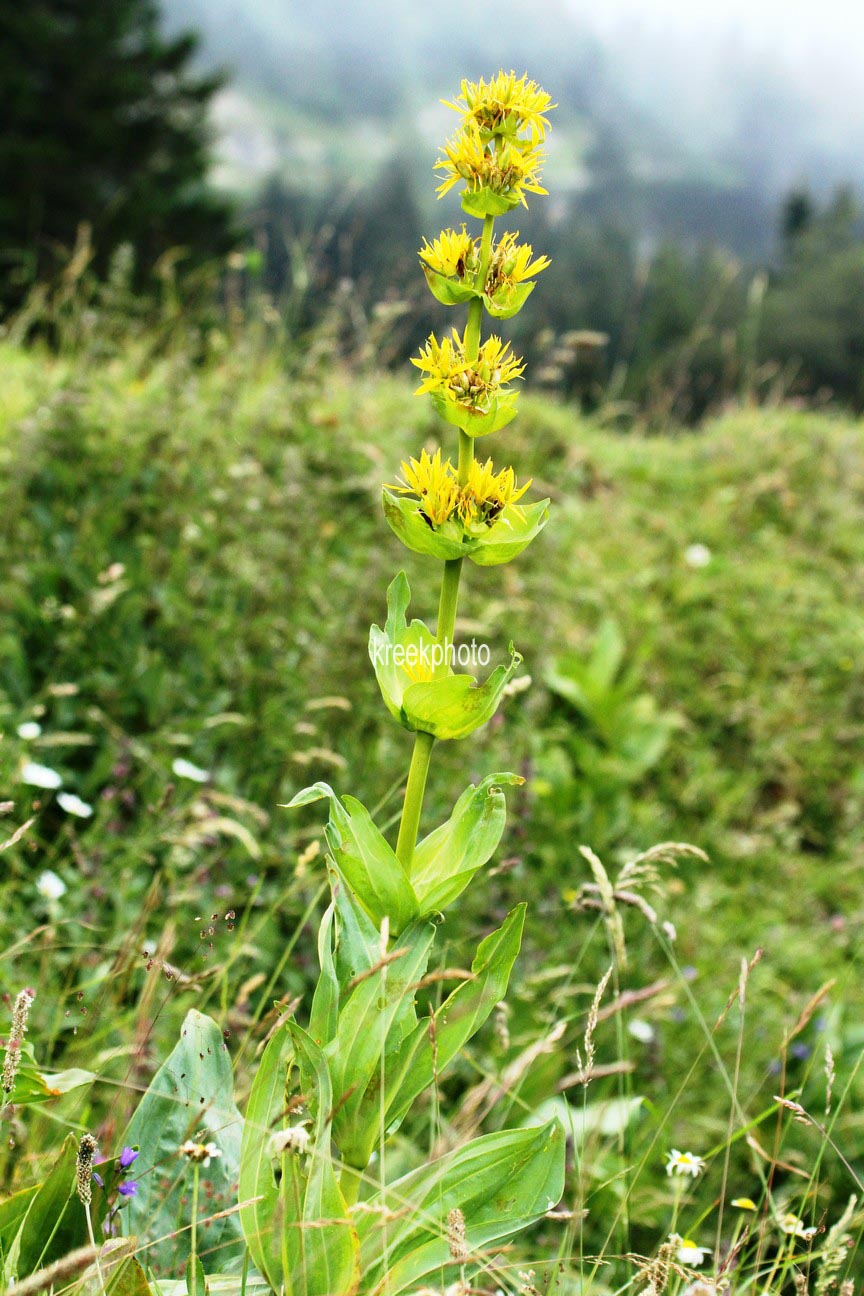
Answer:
2, 334, 864, 1291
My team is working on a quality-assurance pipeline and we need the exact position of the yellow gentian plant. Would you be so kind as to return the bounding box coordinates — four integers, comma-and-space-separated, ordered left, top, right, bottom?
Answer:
238, 71, 564, 1296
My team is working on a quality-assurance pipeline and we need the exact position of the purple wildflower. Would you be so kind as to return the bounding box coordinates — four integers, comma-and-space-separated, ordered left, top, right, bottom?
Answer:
117, 1180, 138, 1197
119, 1146, 139, 1169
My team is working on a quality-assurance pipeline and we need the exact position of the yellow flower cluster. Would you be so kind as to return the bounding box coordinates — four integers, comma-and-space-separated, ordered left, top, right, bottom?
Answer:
444, 72, 554, 142
391, 448, 531, 532
412, 329, 524, 410
435, 130, 547, 206
435, 71, 553, 208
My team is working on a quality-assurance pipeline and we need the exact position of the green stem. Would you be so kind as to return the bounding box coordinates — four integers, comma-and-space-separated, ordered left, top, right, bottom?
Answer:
395, 731, 434, 870
340, 1163, 363, 1207
190, 1163, 200, 1296
463, 214, 495, 362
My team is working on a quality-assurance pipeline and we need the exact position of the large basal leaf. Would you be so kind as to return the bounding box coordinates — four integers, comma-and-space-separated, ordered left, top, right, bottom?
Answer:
122, 1011, 243, 1278
286, 783, 419, 934
382, 905, 526, 1130
238, 1021, 359, 1296
356, 1120, 565, 1296
327, 919, 436, 1169
411, 773, 522, 911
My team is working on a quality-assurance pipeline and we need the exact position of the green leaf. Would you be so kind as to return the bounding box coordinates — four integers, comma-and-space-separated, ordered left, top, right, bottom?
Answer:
421, 266, 479, 306
286, 782, 419, 933
107, 1254, 156, 1296
461, 187, 521, 218
327, 919, 436, 1168
308, 900, 339, 1048
382, 490, 467, 561
122, 1011, 244, 1276
411, 773, 523, 910
6, 1040, 94, 1107
382, 492, 550, 568
356, 1120, 564, 1296
238, 1021, 359, 1296
483, 280, 535, 319
12, 1134, 90, 1279
430, 389, 519, 437
402, 645, 522, 740
369, 574, 522, 740
382, 905, 526, 1129
185, 1255, 207, 1296
0, 1184, 38, 1260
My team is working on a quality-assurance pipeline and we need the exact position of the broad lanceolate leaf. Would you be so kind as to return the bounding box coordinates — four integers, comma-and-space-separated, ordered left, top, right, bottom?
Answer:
326, 919, 437, 1169
7, 1135, 92, 1280
411, 773, 523, 911
356, 1119, 565, 1296
239, 1021, 359, 1296
286, 782, 419, 933
382, 905, 526, 1131
122, 1010, 244, 1276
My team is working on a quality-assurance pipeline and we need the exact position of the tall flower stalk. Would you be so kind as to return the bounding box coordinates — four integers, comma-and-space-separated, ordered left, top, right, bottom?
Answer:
238, 71, 563, 1296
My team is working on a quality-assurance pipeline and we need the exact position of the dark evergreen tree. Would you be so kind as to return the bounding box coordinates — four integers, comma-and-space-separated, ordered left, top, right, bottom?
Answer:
0, 0, 236, 301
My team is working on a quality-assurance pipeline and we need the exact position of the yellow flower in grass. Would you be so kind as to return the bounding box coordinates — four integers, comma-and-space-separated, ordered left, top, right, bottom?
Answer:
444, 71, 555, 142
419, 227, 479, 281
435, 126, 547, 207
412, 329, 524, 412
389, 448, 460, 527
459, 458, 532, 528
486, 232, 551, 295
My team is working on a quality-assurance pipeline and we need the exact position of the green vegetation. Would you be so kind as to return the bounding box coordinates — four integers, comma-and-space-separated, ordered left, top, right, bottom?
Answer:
2, 319, 863, 1288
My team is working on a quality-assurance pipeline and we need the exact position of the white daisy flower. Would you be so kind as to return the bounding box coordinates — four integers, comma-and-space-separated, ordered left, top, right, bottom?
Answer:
179, 1139, 222, 1168
676, 1238, 709, 1267
171, 758, 210, 783
37, 870, 67, 901
57, 792, 93, 819
665, 1149, 706, 1178
21, 761, 63, 789
17, 721, 42, 741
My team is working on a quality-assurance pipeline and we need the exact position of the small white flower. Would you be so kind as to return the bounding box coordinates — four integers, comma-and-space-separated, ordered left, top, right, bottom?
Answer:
628, 1018, 655, 1044
665, 1148, 705, 1178
269, 1125, 311, 1158
17, 722, 42, 741
21, 761, 63, 790
179, 1139, 222, 1168
675, 1238, 709, 1267
684, 543, 712, 569
37, 870, 67, 901
57, 792, 94, 819
172, 758, 210, 783
662, 920, 677, 942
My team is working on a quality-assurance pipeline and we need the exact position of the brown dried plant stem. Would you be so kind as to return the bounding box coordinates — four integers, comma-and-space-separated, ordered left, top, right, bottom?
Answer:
394, 214, 496, 872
